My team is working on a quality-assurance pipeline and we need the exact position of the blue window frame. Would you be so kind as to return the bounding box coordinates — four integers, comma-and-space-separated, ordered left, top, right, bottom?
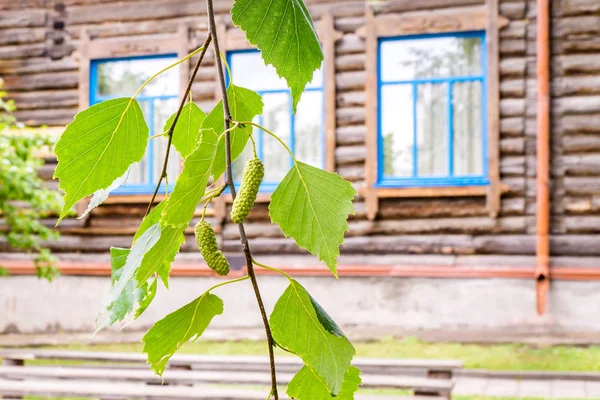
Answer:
377, 31, 488, 188
227, 49, 324, 192
89, 54, 181, 195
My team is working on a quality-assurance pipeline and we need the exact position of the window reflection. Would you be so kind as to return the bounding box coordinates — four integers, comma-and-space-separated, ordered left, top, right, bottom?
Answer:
379, 33, 486, 184
229, 50, 324, 187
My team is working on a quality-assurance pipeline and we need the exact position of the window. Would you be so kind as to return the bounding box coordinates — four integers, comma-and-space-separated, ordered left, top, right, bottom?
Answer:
227, 50, 324, 191
377, 31, 488, 188
89, 54, 181, 194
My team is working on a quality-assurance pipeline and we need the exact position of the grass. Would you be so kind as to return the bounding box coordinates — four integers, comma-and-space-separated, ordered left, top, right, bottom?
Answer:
38, 335, 600, 372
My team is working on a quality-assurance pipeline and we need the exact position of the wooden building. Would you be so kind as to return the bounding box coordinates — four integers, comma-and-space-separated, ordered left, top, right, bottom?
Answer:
2, 0, 600, 335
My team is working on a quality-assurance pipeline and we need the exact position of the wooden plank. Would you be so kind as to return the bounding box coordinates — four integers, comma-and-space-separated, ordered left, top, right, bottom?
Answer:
357, 6, 509, 37
374, 186, 488, 198
0, 379, 436, 400
86, 33, 183, 59
363, 7, 379, 220
486, 0, 501, 217
0, 366, 453, 392
0, 350, 461, 372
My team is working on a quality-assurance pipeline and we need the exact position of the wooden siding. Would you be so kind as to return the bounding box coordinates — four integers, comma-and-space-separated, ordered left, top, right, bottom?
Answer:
1, 0, 600, 272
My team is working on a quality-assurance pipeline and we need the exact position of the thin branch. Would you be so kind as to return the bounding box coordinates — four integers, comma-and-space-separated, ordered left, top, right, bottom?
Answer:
206, 2, 279, 399
145, 33, 213, 217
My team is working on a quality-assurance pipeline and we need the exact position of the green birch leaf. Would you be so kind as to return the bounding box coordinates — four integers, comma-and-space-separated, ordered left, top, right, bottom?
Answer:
135, 223, 185, 284
270, 279, 355, 395
135, 278, 158, 319
165, 102, 206, 158
231, 0, 323, 111
269, 162, 356, 276
105, 247, 141, 326
54, 98, 148, 221
202, 84, 263, 180
143, 293, 223, 375
287, 365, 361, 400
161, 128, 218, 227
97, 224, 161, 331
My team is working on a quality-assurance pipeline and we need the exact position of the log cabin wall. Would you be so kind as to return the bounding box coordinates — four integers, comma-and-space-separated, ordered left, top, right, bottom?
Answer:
1, 0, 600, 277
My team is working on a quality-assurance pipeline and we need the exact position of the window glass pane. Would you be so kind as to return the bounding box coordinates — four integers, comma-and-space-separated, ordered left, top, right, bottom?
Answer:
229, 51, 322, 91
294, 91, 323, 167
381, 84, 413, 178
380, 36, 482, 82
96, 56, 179, 97
153, 98, 181, 184
453, 81, 483, 176
262, 93, 291, 182
126, 100, 150, 184
417, 83, 447, 177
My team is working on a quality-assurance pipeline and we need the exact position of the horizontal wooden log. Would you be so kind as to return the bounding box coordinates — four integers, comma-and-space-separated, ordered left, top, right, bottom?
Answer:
335, 53, 364, 72
563, 135, 600, 153
500, 98, 525, 117
336, 125, 365, 146
336, 71, 365, 91
553, 76, 600, 97
555, 36, 600, 53
564, 216, 600, 233
501, 197, 526, 215
554, 96, 600, 116
500, 117, 524, 136
499, 58, 526, 77
336, 90, 364, 108
335, 145, 365, 165
563, 154, 600, 176
9, 90, 79, 110
555, 0, 600, 17
500, 137, 525, 155
499, 1, 526, 19
0, 43, 47, 60
0, 9, 47, 28
336, 34, 364, 54
0, 56, 78, 76
500, 79, 525, 97
337, 165, 364, 181
555, 15, 600, 37
565, 177, 600, 195
336, 107, 365, 126
2, 71, 78, 91
503, 176, 526, 196
335, 16, 364, 33
13, 108, 77, 127
499, 20, 527, 40
500, 156, 525, 176
558, 115, 600, 134
0, 28, 46, 46
554, 54, 600, 75
379, 197, 487, 218
377, 0, 483, 14
499, 38, 526, 55
67, 17, 206, 40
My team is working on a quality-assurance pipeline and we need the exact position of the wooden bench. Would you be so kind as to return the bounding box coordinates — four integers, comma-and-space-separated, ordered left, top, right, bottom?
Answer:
0, 349, 459, 398
0, 379, 441, 400
0, 349, 462, 379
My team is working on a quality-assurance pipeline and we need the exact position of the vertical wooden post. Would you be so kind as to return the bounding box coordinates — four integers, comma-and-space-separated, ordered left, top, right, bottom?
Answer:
322, 13, 337, 173
485, 0, 501, 218
364, 6, 379, 220
535, 0, 550, 315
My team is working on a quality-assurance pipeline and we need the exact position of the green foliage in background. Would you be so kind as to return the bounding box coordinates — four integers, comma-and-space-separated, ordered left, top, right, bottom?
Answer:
0, 78, 63, 281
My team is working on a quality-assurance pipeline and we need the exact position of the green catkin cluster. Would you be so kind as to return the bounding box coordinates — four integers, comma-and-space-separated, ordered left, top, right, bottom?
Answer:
194, 221, 230, 276
230, 158, 264, 224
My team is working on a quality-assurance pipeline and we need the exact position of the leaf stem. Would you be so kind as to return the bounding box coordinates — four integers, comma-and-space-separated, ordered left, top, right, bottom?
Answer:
132, 45, 208, 100
206, 2, 279, 398
237, 120, 296, 161
205, 274, 250, 293
252, 259, 293, 282
144, 33, 212, 217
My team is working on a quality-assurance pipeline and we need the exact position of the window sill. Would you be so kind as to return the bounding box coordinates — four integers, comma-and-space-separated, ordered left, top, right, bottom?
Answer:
372, 186, 489, 198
